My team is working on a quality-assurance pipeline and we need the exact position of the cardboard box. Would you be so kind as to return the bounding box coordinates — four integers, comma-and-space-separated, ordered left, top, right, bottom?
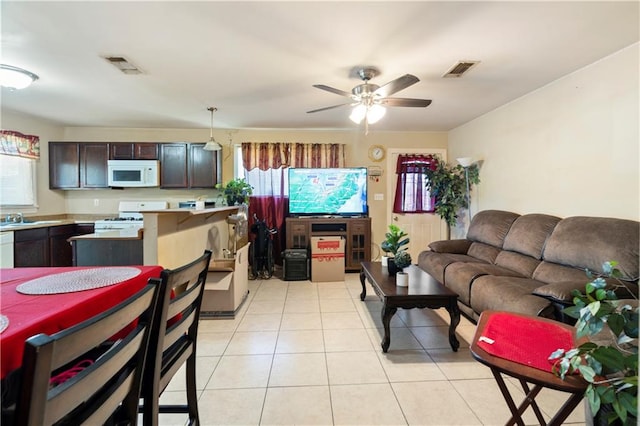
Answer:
311, 236, 345, 282
201, 243, 249, 317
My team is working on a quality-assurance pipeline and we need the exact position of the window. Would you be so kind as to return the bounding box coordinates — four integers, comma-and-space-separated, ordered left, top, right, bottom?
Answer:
392, 154, 437, 213
0, 154, 37, 207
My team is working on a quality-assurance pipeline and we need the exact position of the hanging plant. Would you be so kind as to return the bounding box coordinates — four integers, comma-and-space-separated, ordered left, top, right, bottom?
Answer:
424, 156, 480, 228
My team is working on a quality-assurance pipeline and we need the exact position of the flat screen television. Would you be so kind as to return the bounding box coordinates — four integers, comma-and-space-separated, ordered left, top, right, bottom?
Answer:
288, 167, 368, 217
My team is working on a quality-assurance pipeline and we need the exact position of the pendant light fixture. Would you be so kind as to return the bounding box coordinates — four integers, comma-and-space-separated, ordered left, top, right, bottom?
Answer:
0, 64, 39, 89
203, 107, 222, 151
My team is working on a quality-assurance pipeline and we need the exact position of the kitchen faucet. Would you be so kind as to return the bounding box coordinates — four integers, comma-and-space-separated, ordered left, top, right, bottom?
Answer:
5, 212, 23, 223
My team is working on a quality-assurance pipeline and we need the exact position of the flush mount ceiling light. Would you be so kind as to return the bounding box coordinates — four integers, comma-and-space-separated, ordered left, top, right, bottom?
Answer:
0, 64, 39, 89
203, 107, 222, 151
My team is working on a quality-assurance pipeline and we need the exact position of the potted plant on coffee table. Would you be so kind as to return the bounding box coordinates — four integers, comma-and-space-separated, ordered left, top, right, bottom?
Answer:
381, 224, 409, 274
394, 250, 412, 286
549, 261, 638, 426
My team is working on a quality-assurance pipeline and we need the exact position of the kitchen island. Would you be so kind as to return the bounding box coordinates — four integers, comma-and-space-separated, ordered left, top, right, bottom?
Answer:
141, 206, 239, 269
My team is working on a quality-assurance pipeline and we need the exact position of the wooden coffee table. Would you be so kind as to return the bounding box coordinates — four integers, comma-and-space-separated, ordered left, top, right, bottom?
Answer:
359, 262, 460, 352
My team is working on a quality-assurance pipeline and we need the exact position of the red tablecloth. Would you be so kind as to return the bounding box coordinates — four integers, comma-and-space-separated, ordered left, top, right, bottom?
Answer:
0, 265, 163, 378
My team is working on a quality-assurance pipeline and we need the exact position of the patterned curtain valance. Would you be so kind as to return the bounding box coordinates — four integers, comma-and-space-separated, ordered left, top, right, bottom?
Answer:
0, 130, 40, 159
241, 142, 344, 171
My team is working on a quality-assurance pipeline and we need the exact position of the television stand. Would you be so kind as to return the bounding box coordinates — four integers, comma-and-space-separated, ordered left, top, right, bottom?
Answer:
285, 216, 371, 272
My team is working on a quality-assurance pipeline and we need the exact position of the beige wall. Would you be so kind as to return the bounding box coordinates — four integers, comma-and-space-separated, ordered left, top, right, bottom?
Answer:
448, 43, 639, 238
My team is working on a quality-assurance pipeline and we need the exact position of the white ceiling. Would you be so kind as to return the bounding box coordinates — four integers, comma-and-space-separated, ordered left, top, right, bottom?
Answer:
1, 1, 638, 132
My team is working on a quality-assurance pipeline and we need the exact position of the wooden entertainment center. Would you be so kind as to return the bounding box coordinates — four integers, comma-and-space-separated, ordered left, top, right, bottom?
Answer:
285, 216, 371, 272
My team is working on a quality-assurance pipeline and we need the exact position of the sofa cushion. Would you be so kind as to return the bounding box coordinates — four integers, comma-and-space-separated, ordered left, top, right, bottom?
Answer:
532, 261, 590, 284
466, 210, 520, 248
470, 276, 554, 318
543, 216, 639, 281
417, 251, 484, 284
495, 250, 541, 277
502, 214, 561, 259
467, 242, 502, 263
444, 262, 525, 306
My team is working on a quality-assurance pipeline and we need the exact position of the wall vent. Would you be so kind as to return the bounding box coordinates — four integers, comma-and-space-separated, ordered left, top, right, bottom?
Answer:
103, 56, 143, 75
442, 60, 480, 78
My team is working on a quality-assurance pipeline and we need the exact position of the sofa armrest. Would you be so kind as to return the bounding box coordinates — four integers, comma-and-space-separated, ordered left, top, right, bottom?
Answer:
532, 281, 586, 304
428, 239, 472, 254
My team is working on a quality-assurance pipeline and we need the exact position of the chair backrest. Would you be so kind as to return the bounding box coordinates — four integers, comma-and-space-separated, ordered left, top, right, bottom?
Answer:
142, 250, 212, 403
15, 283, 159, 426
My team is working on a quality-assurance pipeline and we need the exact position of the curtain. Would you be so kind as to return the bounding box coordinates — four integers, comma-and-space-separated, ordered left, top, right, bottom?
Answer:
0, 130, 40, 159
392, 154, 438, 213
241, 142, 345, 266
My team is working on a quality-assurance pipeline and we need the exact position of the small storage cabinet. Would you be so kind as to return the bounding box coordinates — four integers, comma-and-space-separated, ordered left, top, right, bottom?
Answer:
285, 217, 371, 272
110, 143, 158, 160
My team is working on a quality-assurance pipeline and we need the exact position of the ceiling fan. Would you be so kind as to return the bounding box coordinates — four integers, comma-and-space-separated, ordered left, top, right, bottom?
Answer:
307, 67, 432, 125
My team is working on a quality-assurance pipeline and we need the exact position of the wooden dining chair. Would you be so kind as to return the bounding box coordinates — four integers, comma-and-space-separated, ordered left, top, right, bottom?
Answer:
140, 250, 212, 426
14, 283, 159, 426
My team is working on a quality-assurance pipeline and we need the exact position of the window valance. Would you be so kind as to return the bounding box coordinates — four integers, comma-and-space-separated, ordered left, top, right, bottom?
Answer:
0, 130, 40, 159
241, 142, 344, 171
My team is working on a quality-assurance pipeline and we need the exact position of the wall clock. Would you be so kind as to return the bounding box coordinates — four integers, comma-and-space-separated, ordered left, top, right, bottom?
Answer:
368, 145, 386, 162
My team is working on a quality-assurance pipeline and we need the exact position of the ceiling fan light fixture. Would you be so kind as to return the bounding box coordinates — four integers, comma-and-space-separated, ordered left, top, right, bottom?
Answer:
367, 104, 386, 124
203, 107, 222, 151
349, 104, 367, 124
0, 64, 39, 89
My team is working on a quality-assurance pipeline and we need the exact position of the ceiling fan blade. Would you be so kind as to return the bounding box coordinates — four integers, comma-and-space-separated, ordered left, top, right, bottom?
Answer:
313, 84, 352, 97
373, 74, 419, 98
381, 98, 432, 108
307, 103, 351, 114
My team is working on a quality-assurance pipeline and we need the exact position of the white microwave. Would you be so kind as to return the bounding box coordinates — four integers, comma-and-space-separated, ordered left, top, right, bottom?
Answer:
107, 160, 160, 187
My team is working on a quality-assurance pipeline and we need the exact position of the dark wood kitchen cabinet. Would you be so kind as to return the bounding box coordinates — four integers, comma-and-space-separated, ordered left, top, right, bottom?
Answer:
14, 224, 97, 267
109, 142, 158, 160
14, 228, 49, 267
189, 143, 221, 188
49, 142, 109, 189
160, 143, 220, 188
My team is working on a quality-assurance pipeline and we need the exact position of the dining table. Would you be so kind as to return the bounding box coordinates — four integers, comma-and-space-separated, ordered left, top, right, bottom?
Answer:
0, 265, 163, 380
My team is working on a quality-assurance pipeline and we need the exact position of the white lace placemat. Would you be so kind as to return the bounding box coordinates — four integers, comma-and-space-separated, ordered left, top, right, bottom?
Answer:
16, 267, 142, 295
0, 315, 8, 333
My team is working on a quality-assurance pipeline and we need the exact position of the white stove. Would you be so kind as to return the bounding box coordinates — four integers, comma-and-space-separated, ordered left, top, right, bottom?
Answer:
94, 201, 168, 232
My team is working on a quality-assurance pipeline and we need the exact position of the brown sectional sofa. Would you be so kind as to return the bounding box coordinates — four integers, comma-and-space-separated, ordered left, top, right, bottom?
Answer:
417, 210, 639, 323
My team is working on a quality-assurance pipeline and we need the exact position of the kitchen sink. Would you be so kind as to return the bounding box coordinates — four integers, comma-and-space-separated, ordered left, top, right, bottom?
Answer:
0, 220, 62, 229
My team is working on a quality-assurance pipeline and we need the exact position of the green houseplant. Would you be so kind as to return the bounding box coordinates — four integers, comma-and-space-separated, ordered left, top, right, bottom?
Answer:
381, 224, 409, 256
216, 178, 253, 206
549, 261, 638, 425
394, 250, 412, 270
381, 224, 409, 275
424, 156, 480, 228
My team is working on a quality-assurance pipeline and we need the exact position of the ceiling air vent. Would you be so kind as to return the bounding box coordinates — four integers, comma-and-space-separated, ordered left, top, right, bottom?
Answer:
442, 60, 480, 78
103, 56, 143, 75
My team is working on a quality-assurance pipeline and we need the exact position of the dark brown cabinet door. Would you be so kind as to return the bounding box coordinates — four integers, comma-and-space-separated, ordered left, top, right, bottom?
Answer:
160, 143, 188, 188
50, 142, 109, 189
49, 224, 76, 266
189, 143, 220, 188
49, 143, 80, 189
135, 143, 158, 159
80, 143, 109, 188
14, 228, 49, 267
110, 143, 158, 159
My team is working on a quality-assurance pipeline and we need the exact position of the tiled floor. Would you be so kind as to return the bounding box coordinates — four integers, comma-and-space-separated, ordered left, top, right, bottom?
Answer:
159, 273, 587, 425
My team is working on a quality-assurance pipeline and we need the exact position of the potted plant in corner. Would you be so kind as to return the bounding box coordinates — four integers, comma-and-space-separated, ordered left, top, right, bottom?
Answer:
394, 250, 412, 286
381, 224, 409, 274
549, 261, 638, 426
423, 155, 480, 228
216, 178, 253, 206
